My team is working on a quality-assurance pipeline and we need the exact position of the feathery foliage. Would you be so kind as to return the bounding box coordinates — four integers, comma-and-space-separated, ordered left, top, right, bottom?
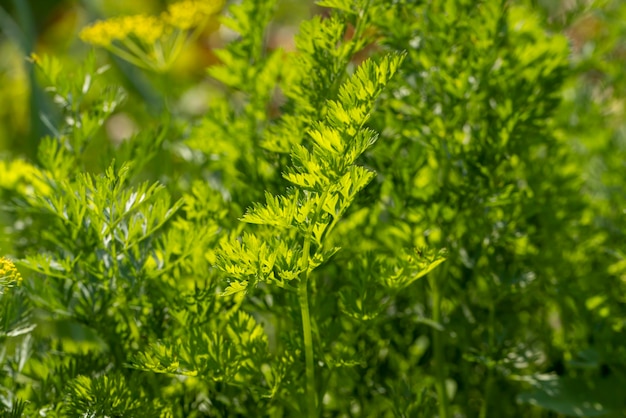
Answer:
1, 0, 625, 416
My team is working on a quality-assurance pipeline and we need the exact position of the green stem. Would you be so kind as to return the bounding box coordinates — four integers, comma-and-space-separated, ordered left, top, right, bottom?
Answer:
166, 29, 187, 68
152, 40, 167, 70
297, 189, 331, 417
479, 301, 496, 418
298, 263, 316, 418
106, 44, 153, 71
430, 266, 449, 418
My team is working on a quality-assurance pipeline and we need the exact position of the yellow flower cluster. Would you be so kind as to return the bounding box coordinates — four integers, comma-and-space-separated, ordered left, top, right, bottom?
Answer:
165, 1, 223, 30
0, 159, 51, 196
0, 257, 22, 294
79, 14, 165, 47
79, 1, 224, 72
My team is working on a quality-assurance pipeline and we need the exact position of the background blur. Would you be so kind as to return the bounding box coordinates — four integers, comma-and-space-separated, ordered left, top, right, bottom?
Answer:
0, 0, 624, 177
2, 0, 625, 280
0, 0, 313, 160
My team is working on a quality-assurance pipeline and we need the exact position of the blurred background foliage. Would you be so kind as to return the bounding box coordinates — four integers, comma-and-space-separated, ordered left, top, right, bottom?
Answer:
1, 0, 623, 194
2, 0, 622, 174
0, 0, 312, 159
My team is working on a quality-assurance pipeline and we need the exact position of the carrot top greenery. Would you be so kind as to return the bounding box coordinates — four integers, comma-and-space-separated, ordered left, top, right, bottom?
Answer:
1, 0, 626, 416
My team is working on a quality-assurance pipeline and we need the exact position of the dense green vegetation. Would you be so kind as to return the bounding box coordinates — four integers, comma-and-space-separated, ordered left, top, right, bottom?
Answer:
1, 0, 625, 416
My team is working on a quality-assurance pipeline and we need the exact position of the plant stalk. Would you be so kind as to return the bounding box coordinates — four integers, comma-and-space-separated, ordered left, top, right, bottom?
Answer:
430, 268, 449, 418
479, 301, 496, 418
297, 189, 330, 417
299, 235, 317, 418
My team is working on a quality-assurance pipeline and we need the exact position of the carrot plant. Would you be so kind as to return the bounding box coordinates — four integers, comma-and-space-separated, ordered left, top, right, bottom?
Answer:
1, 0, 625, 417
